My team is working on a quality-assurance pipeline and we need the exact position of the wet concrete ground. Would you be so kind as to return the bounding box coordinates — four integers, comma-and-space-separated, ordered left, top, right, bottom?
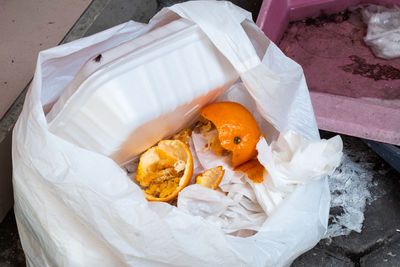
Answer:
1, 0, 399, 266
293, 133, 400, 266
0, 211, 24, 267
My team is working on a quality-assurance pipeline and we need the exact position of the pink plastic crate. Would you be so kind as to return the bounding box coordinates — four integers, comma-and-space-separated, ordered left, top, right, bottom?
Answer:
256, 0, 400, 146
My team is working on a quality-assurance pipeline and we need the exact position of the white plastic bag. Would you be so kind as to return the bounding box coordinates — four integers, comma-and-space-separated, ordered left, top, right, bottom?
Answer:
362, 4, 400, 59
13, 1, 341, 266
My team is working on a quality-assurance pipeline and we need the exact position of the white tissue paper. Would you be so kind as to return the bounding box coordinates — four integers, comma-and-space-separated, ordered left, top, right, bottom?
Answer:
178, 124, 342, 233
12, 1, 342, 266
362, 4, 400, 59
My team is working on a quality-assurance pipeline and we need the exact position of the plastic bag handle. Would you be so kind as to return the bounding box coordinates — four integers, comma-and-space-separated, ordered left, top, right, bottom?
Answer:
166, 1, 319, 140
167, 1, 283, 132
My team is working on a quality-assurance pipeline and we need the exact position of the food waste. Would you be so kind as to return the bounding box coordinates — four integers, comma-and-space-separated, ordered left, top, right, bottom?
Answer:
134, 101, 267, 202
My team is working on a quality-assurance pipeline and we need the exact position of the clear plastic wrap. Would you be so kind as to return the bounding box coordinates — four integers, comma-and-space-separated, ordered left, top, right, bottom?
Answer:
362, 4, 400, 59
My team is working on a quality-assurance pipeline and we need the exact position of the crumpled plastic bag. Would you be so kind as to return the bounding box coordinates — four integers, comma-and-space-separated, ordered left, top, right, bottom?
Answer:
12, 1, 342, 266
362, 4, 400, 59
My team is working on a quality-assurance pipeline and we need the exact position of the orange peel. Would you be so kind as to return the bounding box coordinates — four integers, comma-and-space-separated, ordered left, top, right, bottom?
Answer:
234, 158, 266, 183
136, 140, 193, 201
200, 102, 261, 167
196, 166, 224, 190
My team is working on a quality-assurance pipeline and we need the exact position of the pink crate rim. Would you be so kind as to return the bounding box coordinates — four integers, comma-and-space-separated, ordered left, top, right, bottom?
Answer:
256, 0, 400, 146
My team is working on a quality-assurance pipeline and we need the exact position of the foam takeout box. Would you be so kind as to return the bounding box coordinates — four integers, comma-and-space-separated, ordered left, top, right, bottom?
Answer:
46, 18, 238, 165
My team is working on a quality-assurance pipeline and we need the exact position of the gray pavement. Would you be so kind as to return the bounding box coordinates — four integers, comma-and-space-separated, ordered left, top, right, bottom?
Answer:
0, 211, 24, 267
360, 235, 400, 266
1, 0, 399, 266
292, 133, 400, 266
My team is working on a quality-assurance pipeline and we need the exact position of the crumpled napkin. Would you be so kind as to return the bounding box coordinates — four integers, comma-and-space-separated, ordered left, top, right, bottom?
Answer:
177, 129, 342, 234
253, 131, 343, 215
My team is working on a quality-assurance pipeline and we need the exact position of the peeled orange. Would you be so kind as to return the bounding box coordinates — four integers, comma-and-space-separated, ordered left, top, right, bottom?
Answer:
136, 140, 193, 202
200, 102, 261, 167
196, 166, 225, 190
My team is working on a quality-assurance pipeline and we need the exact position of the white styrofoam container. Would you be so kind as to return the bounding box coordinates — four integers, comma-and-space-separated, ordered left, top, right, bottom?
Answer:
47, 18, 238, 164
